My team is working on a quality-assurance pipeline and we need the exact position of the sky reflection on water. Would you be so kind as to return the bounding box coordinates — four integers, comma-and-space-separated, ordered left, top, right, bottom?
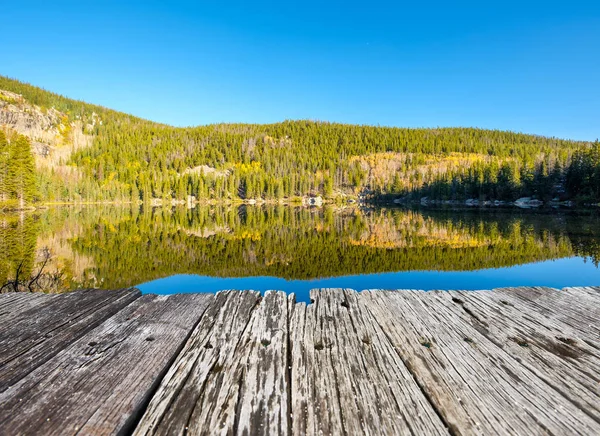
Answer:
139, 256, 600, 304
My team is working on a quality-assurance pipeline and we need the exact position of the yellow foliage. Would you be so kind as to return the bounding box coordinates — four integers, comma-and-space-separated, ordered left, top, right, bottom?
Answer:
229, 230, 262, 241
234, 161, 263, 174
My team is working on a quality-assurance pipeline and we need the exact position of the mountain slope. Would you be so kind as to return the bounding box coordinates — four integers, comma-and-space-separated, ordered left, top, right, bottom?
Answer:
0, 75, 596, 205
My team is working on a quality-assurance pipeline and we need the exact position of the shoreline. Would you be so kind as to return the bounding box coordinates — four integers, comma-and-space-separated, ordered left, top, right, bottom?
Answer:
2, 196, 600, 212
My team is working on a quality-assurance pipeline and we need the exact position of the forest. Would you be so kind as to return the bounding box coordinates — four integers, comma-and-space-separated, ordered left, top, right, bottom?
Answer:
1, 75, 599, 206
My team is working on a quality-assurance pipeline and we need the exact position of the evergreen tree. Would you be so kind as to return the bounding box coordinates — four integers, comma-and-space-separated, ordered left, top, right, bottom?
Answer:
0, 130, 10, 202
9, 135, 37, 208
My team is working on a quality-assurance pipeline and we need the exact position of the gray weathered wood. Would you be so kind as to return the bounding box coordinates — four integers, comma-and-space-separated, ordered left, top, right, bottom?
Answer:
1, 287, 599, 435
290, 289, 448, 435
0, 292, 56, 323
561, 286, 600, 321
361, 289, 600, 435
232, 291, 289, 436
0, 288, 140, 392
563, 286, 600, 301
494, 286, 600, 343
442, 289, 600, 422
134, 290, 264, 436
0, 293, 212, 436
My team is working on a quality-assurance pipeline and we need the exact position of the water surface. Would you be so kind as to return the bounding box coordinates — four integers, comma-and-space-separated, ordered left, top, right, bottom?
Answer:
2, 205, 599, 303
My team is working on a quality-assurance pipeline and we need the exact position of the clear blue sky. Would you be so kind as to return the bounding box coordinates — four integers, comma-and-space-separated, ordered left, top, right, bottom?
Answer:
1, 1, 598, 140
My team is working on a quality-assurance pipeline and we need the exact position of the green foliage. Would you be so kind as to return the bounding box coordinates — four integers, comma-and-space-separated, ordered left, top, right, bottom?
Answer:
0, 130, 37, 208
4, 205, 600, 293
0, 214, 39, 286
69, 121, 589, 203
1, 75, 598, 204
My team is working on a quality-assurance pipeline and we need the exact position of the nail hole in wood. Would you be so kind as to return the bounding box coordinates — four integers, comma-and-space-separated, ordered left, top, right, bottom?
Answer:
510, 337, 529, 347
451, 297, 464, 305
341, 301, 349, 309
310, 299, 315, 304
261, 339, 271, 347
464, 337, 474, 343
500, 300, 513, 306
88, 341, 98, 347
420, 339, 432, 349
315, 342, 324, 351
204, 342, 213, 349
145, 336, 155, 342
556, 336, 576, 346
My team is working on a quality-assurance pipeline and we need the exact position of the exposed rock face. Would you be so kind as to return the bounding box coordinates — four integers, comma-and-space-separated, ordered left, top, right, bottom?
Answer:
0, 89, 94, 168
0, 90, 63, 146
183, 164, 230, 177
303, 196, 323, 206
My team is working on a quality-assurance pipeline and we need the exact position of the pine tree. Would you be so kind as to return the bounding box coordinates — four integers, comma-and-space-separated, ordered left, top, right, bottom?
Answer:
9, 135, 36, 208
0, 130, 10, 202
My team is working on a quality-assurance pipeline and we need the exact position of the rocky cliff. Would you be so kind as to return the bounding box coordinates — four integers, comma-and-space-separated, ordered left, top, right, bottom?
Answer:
0, 89, 94, 168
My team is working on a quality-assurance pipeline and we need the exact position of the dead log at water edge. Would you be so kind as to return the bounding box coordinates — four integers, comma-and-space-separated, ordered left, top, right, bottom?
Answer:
0, 287, 598, 435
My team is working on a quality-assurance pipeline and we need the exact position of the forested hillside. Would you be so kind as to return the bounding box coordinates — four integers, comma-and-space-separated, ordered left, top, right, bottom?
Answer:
1, 75, 598, 206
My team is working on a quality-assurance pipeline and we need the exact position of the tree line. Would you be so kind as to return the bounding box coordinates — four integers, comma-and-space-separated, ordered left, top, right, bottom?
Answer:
385, 141, 600, 203
1, 75, 599, 205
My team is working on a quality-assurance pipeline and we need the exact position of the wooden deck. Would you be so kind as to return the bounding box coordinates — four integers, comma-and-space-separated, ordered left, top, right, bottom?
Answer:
0, 287, 599, 435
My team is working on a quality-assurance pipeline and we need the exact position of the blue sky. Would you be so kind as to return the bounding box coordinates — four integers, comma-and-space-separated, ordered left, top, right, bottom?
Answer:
1, 1, 598, 140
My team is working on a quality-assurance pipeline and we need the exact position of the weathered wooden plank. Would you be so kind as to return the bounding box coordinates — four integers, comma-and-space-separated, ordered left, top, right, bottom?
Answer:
288, 294, 343, 435
562, 286, 600, 316
0, 293, 212, 436
134, 290, 263, 436
1, 287, 598, 435
232, 291, 289, 436
0, 288, 140, 392
0, 292, 56, 323
362, 289, 600, 435
290, 289, 448, 435
563, 286, 600, 298
494, 287, 600, 342
440, 289, 600, 423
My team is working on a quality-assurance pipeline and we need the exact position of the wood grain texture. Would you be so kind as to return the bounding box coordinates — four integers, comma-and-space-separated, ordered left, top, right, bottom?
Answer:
361, 289, 600, 435
232, 290, 289, 436
0, 292, 55, 323
442, 289, 600, 423
0, 288, 140, 392
134, 290, 264, 436
1, 288, 598, 435
563, 286, 600, 300
289, 289, 448, 435
494, 286, 600, 343
0, 293, 212, 436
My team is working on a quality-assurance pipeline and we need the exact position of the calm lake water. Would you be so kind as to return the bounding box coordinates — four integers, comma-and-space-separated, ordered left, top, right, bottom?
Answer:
2, 205, 600, 303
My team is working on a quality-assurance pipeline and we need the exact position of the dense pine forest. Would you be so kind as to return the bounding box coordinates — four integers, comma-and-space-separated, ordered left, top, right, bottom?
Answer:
1, 75, 599, 207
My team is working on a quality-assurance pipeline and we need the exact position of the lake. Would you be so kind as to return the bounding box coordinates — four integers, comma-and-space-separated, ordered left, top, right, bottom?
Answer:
2, 205, 600, 303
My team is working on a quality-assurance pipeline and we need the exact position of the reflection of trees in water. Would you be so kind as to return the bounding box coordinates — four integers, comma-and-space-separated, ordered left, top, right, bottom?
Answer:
0, 209, 92, 293
0, 250, 65, 293
2, 206, 599, 293
0, 213, 38, 290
